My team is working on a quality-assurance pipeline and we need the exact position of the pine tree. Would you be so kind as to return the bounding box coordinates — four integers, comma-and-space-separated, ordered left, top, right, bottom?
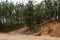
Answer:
24, 0, 35, 31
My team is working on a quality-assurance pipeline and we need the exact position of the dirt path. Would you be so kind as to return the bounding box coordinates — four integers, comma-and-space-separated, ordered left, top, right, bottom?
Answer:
0, 33, 60, 40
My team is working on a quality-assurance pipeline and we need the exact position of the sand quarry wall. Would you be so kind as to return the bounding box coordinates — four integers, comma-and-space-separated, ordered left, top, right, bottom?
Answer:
36, 20, 60, 37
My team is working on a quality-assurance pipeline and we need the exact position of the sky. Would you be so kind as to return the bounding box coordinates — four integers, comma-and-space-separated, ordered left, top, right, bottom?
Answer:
0, 0, 42, 4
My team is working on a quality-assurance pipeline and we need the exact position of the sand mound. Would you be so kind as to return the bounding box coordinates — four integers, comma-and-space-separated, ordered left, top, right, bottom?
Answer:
8, 26, 35, 35
7, 27, 29, 35
36, 20, 60, 37
7, 20, 60, 37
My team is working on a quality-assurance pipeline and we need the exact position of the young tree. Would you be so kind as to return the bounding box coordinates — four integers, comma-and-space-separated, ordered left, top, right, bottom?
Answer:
34, 2, 45, 24
44, 0, 53, 20
15, 3, 25, 24
24, 0, 35, 32
57, 0, 60, 19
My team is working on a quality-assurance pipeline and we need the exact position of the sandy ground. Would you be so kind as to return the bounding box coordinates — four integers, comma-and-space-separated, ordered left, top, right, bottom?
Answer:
0, 20, 60, 40
0, 33, 60, 40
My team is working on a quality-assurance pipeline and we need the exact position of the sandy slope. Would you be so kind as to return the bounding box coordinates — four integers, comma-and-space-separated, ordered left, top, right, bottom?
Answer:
0, 33, 60, 40
1, 20, 60, 40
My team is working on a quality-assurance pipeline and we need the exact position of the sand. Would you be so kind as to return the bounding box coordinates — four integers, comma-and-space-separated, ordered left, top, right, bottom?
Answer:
0, 33, 60, 40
